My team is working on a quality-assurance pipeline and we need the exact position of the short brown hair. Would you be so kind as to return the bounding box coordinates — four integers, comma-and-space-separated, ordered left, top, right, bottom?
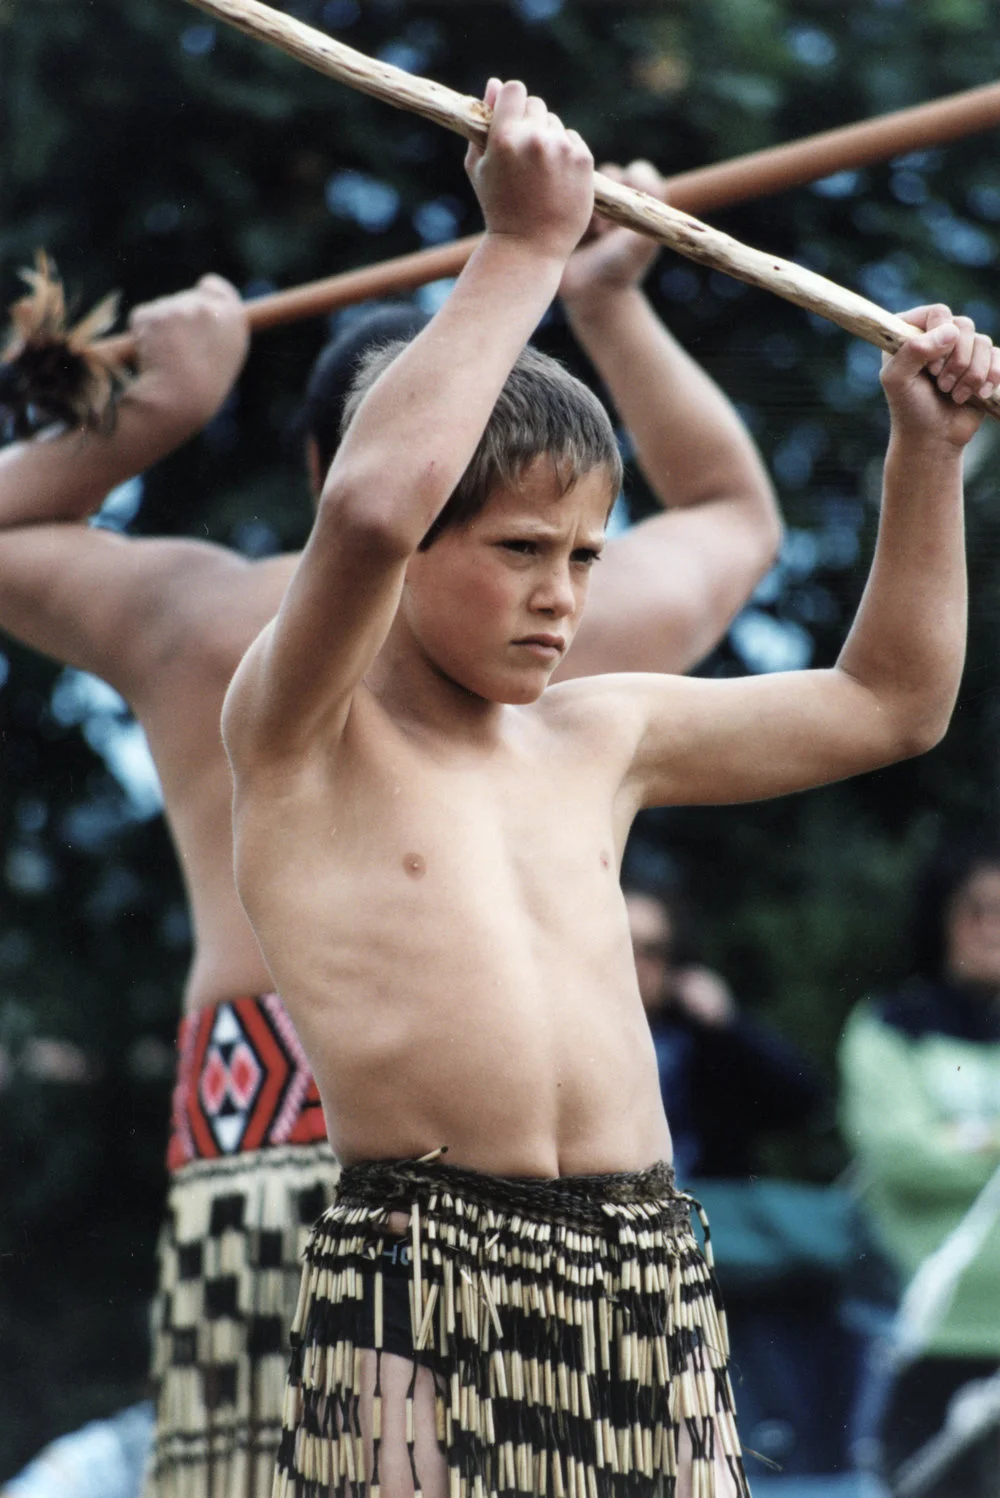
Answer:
341, 339, 622, 548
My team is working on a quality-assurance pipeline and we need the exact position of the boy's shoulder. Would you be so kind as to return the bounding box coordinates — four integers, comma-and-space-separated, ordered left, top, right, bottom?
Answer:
542, 670, 639, 706
343, 674, 646, 765
542, 669, 682, 717
536, 670, 659, 744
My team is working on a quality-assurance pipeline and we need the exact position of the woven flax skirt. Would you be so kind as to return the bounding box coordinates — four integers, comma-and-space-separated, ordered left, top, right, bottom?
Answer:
143, 993, 339, 1498
275, 1157, 750, 1497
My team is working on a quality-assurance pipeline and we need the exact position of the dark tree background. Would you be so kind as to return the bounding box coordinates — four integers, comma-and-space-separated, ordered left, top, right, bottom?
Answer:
2, 0, 1000, 1473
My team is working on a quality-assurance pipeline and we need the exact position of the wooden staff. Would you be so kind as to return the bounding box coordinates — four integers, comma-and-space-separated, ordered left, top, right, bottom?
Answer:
180, 0, 1000, 419
92, 73, 1000, 364
7, 5, 1000, 430
258, 75, 1000, 317
665, 77, 1000, 215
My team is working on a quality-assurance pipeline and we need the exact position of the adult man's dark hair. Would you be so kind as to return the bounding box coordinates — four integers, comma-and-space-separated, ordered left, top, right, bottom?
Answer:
298, 303, 431, 478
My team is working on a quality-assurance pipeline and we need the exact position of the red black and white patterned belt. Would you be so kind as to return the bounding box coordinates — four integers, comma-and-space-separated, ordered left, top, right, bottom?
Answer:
166, 992, 328, 1171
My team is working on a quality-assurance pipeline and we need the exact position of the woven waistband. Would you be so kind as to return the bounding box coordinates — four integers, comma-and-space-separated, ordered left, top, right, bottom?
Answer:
336, 1156, 690, 1233
167, 993, 327, 1171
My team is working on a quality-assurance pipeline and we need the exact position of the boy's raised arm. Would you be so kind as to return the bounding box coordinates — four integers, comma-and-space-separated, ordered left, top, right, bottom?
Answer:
223, 80, 595, 766
620, 305, 999, 808
558, 163, 781, 680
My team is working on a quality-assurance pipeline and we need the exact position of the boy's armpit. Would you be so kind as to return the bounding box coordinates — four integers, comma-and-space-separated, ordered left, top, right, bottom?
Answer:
222, 626, 374, 785
220, 625, 275, 773
221, 494, 415, 768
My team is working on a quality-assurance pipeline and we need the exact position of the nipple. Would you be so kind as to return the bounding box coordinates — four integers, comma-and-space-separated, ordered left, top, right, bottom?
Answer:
599, 850, 611, 871
403, 852, 427, 879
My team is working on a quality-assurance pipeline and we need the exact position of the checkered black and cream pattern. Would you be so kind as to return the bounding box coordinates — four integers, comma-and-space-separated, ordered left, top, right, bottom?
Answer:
143, 994, 339, 1498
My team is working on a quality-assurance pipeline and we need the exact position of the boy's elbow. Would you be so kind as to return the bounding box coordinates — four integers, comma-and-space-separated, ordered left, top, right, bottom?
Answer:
903, 706, 954, 758
317, 465, 426, 561
713, 478, 783, 605
884, 695, 957, 762
841, 651, 962, 767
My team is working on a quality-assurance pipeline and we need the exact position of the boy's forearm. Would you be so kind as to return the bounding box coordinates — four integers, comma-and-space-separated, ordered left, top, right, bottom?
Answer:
837, 433, 966, 750
565, 287, 779, 545
324, 233, 567, 548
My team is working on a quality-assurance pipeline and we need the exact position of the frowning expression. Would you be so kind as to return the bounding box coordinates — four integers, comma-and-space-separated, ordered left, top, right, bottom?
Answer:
401, 456, 614, 703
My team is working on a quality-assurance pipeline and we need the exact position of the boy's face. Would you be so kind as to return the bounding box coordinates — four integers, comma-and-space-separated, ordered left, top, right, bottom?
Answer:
402, 456, 612, 704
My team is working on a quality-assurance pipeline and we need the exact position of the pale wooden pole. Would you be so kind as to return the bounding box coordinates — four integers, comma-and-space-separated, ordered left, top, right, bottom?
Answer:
178, 0, 1000, 418
96, 72, 1000, 359
88, 77, 1000, 360
9, 2, 1000, 426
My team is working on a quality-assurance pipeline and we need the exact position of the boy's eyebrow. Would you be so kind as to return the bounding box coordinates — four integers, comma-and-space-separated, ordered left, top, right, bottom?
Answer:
492, 519, 606, 546
493, 517, 560, 537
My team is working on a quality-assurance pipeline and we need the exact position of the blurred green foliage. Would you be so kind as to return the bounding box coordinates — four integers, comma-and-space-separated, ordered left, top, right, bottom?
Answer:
2, 0, 1000, 1471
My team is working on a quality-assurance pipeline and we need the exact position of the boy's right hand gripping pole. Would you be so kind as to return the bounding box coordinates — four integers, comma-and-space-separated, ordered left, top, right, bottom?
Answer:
182, 0, 1000, 423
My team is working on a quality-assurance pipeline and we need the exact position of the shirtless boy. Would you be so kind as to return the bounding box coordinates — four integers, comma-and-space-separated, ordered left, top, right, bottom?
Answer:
222, 77, 997, 1498
0, 157, 778, 1498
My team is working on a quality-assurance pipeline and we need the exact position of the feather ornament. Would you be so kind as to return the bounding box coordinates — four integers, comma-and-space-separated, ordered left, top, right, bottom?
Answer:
0, 252, 130, 438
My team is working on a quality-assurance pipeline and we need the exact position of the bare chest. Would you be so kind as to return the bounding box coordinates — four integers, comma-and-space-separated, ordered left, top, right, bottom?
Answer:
331, 735, 614, 895
242, 715, 631, 967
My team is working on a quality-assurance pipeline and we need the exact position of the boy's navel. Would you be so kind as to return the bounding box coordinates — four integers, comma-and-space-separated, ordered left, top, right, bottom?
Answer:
403, 852, 427, 879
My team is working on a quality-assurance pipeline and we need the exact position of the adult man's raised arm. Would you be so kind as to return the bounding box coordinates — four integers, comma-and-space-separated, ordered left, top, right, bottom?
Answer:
559, 162, 781, 679
0, 276, 249, 696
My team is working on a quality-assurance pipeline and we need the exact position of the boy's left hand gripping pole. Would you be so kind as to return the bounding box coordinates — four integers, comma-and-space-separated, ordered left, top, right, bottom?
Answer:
183, 0, 1000, 421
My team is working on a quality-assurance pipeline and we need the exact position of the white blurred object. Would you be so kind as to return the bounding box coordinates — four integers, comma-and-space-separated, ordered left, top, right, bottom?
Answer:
2, 1403, 154, 1498
49, 668, 163, 819
891, 1160, 1000, 1369
892, 1372, 1000, 1498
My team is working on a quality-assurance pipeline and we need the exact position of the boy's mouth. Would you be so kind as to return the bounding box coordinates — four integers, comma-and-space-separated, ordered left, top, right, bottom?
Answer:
513, 634, 566, 659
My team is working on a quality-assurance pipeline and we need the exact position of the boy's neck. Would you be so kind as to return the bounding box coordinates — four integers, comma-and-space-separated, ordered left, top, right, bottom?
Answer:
365, 630, 516, 749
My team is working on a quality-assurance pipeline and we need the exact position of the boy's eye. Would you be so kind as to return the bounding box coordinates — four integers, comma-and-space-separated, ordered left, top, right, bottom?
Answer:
501, 540, 537, 555
573, 549, 602, 567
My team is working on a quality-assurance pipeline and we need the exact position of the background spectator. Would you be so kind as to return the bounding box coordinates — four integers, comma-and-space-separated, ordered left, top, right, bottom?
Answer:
0, 1405, 153, 1498
625, 874, 823, 1180
624, 865, 857, 1477
840, 834, 1000, 1497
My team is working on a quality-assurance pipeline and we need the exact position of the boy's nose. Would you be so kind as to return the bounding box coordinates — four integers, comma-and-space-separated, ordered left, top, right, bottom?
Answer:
532, 567, 576, 617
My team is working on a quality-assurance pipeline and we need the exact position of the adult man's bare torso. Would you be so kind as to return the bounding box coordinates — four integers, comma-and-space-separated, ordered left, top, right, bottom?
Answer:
234, 682, 673, 1177
128, 547, 298, 1012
